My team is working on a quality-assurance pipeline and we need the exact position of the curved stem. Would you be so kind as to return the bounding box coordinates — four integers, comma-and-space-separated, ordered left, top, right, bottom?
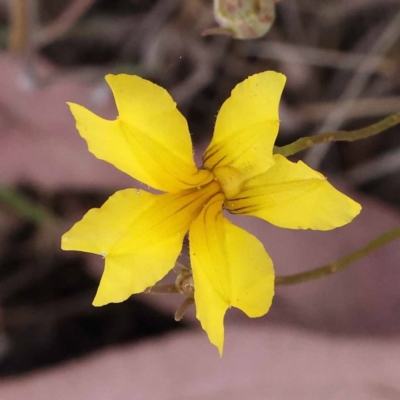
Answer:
275, 113, 400, 157
33, 0, 96, 47
275, 225, 400, 286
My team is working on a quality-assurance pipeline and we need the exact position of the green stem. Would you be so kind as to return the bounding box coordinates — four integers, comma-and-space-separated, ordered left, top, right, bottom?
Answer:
275, 113, 400, 157
275, 225, 400, 286
0, 186, 58, 225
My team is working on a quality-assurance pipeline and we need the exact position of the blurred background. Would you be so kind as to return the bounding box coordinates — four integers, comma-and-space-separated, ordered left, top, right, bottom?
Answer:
0, 0, 400, 399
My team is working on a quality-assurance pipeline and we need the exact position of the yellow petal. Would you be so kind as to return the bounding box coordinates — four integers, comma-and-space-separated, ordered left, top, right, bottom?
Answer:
227, 154, 362, 230
203, 72, 286, 183
189, 194, 275, 355
62, 185, 219, 306
68, 74, 212, 193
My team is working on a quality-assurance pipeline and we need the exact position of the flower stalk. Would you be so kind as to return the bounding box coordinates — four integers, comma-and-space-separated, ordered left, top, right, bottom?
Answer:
276, 224, 400, 286
275, 113, 400, 157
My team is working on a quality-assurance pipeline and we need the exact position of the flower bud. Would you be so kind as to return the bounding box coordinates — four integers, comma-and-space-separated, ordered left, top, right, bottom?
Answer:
204, 0, 276, 39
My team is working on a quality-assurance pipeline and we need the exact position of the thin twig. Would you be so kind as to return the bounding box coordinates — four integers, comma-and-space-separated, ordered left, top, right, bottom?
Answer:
297, 96, 400, 123
305, 8, 400, 167
275, 225, 400, 286
275, 113, 400, 157
119, 0, 180, 60
279, 0, 307, 44
7, 0, 29, 51
321, 0, 399, 25
33, 0, 96, 47
246, 42, 396, 73
7, 0, 41, 86
347, 146, 400, 185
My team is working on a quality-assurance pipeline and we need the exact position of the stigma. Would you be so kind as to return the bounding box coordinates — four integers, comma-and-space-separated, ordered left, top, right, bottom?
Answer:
212, 165, 246, 199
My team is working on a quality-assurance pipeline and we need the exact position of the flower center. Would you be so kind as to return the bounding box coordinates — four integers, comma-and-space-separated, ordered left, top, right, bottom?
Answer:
212, 165, 246, 199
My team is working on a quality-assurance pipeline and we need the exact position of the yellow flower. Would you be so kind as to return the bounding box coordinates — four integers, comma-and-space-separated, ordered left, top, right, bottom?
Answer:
61, 72, 361, 355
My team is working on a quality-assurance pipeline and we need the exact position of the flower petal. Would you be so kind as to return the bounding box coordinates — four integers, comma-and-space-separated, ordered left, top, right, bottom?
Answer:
203, 71, 286, 182
68, 74, 212, 193
227, 154, 362, 230
62, 186, 218, 306
189, 194, 275, 355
